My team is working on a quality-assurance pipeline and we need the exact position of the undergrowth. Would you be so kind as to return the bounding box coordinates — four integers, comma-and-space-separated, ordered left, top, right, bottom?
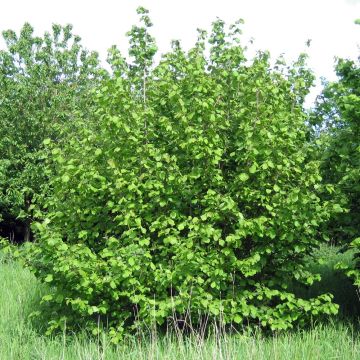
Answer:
0, 245, 359, 359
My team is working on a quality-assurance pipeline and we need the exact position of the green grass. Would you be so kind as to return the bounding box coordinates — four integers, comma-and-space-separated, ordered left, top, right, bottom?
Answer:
1, 248, 360, 360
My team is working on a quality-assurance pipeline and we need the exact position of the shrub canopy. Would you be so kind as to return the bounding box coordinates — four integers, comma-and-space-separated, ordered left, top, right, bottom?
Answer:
27, 8, 338, 340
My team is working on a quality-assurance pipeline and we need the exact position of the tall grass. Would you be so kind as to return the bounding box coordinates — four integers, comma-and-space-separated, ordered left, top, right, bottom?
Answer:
0, 247, 359, 360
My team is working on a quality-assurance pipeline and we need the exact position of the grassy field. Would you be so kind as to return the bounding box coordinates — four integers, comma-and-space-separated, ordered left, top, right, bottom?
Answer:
1, 247, 359, 360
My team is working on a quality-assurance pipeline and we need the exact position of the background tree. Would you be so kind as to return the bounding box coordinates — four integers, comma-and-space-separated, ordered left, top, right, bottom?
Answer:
0, 23, 103, 241
314, 40, 359, 244
314, 20, 360, 291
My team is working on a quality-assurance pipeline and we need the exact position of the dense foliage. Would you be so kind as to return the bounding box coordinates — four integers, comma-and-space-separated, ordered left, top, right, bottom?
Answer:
0, 23, 102, 241
315, 59, 360, 246
23, 9, 340, 340
313, 17, 359, 289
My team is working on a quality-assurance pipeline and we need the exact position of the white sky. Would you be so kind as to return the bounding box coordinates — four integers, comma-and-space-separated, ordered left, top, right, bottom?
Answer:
1, 0, 359, 106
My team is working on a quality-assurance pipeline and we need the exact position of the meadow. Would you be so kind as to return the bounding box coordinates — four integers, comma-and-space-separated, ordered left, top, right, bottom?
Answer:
1, 246, 359, 360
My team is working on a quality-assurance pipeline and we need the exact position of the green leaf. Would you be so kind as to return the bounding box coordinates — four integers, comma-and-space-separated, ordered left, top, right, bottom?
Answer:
249, 164, 257, 174
44, 274, 53, 283
62, 174, 70, 183
239, 173, 249, 182
234, 315, 242, 324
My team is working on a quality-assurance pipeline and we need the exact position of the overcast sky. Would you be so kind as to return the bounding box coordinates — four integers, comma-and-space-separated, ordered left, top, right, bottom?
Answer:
1, 0, 359, 105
